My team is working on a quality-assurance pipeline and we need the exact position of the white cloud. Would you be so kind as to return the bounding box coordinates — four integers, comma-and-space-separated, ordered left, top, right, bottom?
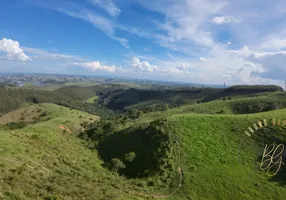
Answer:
228, 45, 252, 57
259, 37, 286, 51
55, 8, 129, 48
176, 63, 191, 69
253, 51, 286, 58
203, 45, 286, 83
199, 57, 206, 62
130, 57, 157, 72
0, 38, 30, 61
71, 61, 119, 73
212, 16, 240, 24
90, 0, 121, 17
23, 47, 82, 61
136, 0, 227, 49
4, 0, 286, 86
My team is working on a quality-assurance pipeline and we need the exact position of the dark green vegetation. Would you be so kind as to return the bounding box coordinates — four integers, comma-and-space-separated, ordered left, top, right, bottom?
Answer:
202, 85, 283, 102
1, 84, 285, 116
81, 119, 178, 182
0, 81, 286, 200
230, 97, 286, 114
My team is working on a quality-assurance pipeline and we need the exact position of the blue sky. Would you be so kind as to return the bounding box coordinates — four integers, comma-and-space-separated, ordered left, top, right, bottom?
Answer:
0, 0, 286, 86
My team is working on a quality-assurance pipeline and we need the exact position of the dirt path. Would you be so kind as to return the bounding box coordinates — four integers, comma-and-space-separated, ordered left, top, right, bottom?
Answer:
59, 125, 72, 132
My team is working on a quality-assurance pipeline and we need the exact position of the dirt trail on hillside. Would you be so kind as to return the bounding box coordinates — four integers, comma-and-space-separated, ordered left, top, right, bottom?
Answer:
59, 125, 72, 132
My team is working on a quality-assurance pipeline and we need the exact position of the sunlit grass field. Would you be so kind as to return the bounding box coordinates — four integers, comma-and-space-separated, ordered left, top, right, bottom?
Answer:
0, 102, 286, 199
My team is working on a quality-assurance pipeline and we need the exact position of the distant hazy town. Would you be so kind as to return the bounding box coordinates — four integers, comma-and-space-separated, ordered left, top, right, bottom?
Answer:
0, 73, 222, 88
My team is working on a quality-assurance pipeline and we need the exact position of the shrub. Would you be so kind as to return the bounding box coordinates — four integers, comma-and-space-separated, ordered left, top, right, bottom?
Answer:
125, 152, 137, 162
216, 110, 224, 114
230, 98, 284, 114
110, 158, 126, 173
27, 96, 40, 104
40, 111, 48, 117
6, 122, 27, 130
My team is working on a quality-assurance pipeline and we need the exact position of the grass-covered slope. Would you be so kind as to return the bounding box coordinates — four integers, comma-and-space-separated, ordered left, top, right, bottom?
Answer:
101, 88, 220, 111
0, 85, 72, 114
0, 103, 99, 130
202, 85, 283, 102
159, 109, 286, 200
78, 108, 286, 200
0, 104, 142, 200
1, 101, 286, 199
136, 93, 286, 122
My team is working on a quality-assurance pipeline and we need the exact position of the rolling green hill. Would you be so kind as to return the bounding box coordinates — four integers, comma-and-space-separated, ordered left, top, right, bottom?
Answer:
1, 102, 286, 199
201, 85, 283, 102
1, 84, 286, 200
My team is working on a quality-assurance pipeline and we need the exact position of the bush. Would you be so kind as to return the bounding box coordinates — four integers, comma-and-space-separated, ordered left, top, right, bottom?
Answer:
79, 120, 116, 141
216, 110, 224, 114
127, 109, 142, 120
230, 98, 284, 114
110, 158, 126, 173
30, 96, 40, 104
125, 152, 137, 162
6, 122, 27, 130
40, 111, 48, 117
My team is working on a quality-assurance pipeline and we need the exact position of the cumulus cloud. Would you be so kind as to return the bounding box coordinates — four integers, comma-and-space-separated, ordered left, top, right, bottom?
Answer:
0, 38, 30, 61
71, 61, 119, 73
212, 16, 240, 24
130, 57, 157, 72
90, 0, 121, 17
213, 45, 286, 83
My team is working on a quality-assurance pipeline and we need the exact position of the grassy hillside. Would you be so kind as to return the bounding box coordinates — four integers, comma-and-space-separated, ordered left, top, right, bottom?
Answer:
202, 85, 283, 102
55, 84, 127, 101
1, 108, 286, 199
0, 85, 72, 114
48, 107, 286, 200
0, 104, 139, 200
1, 85, 286, 200
100, 87, 220, 111
165, 110, 286, 199
0, 103, 99, 130
132, 93, 286, 125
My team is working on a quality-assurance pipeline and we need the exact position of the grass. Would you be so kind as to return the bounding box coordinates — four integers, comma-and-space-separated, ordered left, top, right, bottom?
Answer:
162, 109, 286, 200
24, 82, 98, 91
84, 95, 99, 103
137, 93, 286, 121
1, 102, 286, 199
0, 103, 99, 130
0, 104, 143, 200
